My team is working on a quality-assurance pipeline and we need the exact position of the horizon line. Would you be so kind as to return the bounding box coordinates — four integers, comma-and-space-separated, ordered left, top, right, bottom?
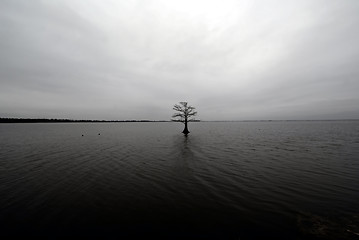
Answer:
1, 117, 359, 123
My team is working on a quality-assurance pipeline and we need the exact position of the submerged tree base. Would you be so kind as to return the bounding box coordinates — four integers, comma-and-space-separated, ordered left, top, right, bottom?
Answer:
182, 128, 190, 135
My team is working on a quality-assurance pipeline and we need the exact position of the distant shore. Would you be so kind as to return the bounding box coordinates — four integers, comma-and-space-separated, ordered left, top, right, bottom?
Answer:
0, 118, 171, 123
1, 118, 357, 123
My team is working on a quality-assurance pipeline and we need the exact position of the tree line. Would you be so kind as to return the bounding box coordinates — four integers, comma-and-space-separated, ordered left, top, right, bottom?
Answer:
0, 118, 170, 123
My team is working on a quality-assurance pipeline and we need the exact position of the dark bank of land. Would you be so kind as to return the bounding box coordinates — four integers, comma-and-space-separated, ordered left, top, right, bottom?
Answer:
1, 118, 357, 123
0, 118, 172, 123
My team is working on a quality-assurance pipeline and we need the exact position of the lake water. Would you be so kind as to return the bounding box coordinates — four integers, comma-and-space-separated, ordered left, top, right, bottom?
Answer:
0, 121, 358, 239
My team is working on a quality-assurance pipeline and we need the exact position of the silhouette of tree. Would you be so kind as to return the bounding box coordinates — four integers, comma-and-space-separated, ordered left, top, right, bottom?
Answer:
172, 102, 197, 135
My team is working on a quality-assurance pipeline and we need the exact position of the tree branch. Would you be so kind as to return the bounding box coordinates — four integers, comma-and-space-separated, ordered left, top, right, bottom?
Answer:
172, 101, 198, 123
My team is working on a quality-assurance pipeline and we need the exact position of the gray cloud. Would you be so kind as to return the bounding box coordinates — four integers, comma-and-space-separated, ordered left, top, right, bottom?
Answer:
1, 0, 359, 120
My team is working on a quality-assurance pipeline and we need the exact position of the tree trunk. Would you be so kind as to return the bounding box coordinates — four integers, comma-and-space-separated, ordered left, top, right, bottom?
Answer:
182, 118, 190, 135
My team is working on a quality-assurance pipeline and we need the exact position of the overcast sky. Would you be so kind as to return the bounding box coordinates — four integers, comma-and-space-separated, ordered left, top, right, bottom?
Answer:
1, 0, 359, 120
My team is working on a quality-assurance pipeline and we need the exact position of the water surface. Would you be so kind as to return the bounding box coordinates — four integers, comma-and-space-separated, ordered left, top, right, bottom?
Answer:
0, 121, 358, 239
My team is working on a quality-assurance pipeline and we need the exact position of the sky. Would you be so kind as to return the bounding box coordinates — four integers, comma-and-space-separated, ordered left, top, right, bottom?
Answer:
1, 0, 359, 121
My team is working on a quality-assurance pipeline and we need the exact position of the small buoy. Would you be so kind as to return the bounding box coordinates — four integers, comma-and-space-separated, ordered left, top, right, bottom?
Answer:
82, 134, 84, 136
98, 133, 100, 135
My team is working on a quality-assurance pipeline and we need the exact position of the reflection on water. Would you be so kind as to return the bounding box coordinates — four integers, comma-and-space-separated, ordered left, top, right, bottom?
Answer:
171, 135, 192, 174
0, 121, 358, 239
177, 134, 198, 162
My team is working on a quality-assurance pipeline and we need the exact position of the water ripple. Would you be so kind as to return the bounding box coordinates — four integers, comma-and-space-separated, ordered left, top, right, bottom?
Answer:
0, 121, 358, 238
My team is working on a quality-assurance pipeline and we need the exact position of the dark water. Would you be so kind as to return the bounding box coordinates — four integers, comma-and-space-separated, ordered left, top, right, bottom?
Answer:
0, 121, 358, 239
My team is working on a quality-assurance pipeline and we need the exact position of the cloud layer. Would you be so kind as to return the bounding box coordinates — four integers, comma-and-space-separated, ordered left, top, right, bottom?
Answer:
1, 0, 359, 120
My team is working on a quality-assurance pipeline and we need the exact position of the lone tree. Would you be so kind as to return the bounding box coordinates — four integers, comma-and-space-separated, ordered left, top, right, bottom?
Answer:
172, 102, 197, 135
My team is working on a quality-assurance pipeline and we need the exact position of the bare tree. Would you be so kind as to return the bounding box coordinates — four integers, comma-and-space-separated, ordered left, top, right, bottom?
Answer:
172, 102, 197, 135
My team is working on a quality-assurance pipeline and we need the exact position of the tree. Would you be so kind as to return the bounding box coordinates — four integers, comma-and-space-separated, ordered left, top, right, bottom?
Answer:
172, 102, 197, 135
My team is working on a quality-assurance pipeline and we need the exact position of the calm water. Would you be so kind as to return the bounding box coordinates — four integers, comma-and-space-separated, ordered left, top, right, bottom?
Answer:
0, 121, 358, 239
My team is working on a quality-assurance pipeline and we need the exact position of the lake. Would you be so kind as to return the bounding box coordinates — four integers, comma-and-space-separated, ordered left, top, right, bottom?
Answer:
0, 121, 358, 239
